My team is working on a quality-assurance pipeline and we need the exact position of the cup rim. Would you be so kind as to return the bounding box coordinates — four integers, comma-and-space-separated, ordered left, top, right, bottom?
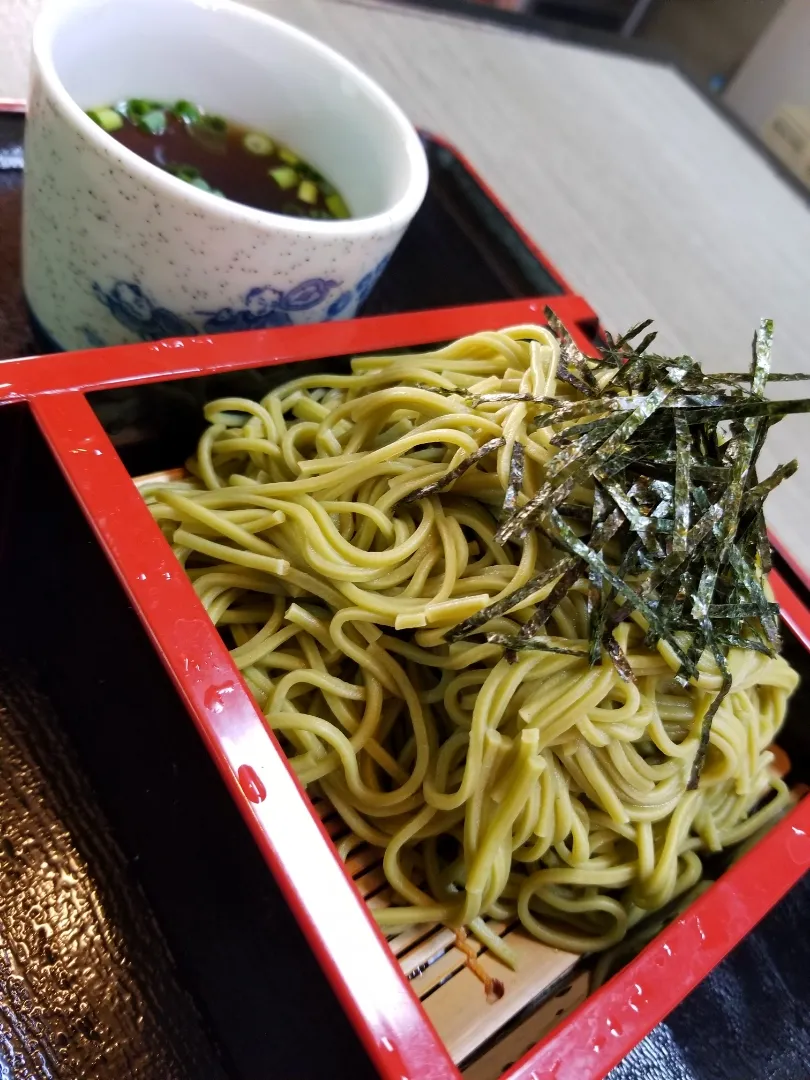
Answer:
31, 0, 429, 238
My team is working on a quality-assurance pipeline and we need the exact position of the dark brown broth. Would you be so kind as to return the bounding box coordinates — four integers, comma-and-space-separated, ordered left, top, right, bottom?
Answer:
90, 103, 349, 220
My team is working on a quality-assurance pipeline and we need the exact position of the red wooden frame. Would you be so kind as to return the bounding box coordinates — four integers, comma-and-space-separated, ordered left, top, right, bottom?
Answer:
0, 295, 596, 397
0, 297, 806, 1080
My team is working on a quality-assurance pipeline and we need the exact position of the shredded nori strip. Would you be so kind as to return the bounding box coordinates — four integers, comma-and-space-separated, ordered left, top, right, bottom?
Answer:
687, 653, 731, 789
708, 603, 780, 619
614, 319, 654, 349
687, 565, 729, 789
556, 365, 595, 398
531, 395, 643, 431
544, 305, 599, 395
481, 314, 807, 784
603, 634, 637, 684
589, 537, 643, 664
744, 460, 798, 505
468, 392, 542, 406
550, 413, 628, 448
676, 398, 810, 425
520, 564, 582, 637
486, 633, 589, 657
446, 557, 578, 642
715, 633, 773, 655
587, 486, 610, 634
704, 372, 810, 383
503, 441, 525, 513
557, 502, 593, 522
397, 437, 504, 506
672, 413, 691, 556
751, 318, 773, 397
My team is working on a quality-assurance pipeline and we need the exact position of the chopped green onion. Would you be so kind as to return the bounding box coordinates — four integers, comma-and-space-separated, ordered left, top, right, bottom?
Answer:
243, 132, 274, 156
297, 179, 318, 205
86, 107, 124, 133
189, 125, 228, 153
173, 100, 200, 124
137, 109, 167, 136
270, 166, 299, 190
325, 192, 350, 219
278, 147, 300, 166
169, 164, 201, 183
187, 177, 224, 197
200, 114, 228, 134
167, 165, 222, 195
126, 99, 164, 120
297, 162, 324, 183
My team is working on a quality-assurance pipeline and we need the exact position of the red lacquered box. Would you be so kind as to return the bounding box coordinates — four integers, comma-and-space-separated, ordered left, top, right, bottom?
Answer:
2, 296, 809, 1080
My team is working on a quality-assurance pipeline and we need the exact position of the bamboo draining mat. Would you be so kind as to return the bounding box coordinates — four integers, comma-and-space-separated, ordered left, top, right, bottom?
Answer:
314, 796, 582, 1070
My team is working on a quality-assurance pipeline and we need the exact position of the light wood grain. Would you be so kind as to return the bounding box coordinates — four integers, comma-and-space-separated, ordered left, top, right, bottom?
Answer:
308, 795, 581, 1069
461, 969, 589, 1078
4, 0, 810, 571
420, 928, 579, 1066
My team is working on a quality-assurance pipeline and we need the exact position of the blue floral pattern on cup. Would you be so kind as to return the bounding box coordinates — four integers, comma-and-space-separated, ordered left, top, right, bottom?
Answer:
326, 253, 392, 319
92, 276, 342, 342
197, 278, 340, 334
92, 281, 197, 342
356, 253, 392, 307
326, 290, 354, 319
80, 325, 106, 349
91, 259, 400, 345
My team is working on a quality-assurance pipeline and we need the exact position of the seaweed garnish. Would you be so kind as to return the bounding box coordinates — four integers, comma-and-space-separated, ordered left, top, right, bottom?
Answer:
672, 413, 691, 556
545, 305, 599, 397
603, 634, 637, 684
521, 564, 582, 638
503, 441, 525, 513
396, 437, 505, 507
485, 633, 589, 658
482, 314, 806, 785
744, 460, 798, 507
446, 557, 578, 642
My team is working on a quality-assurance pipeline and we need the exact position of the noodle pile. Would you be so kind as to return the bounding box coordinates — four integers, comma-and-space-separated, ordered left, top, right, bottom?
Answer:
143, 325, 798, 957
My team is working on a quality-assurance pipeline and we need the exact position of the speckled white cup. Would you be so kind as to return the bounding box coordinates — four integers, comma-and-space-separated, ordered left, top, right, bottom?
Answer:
23, 0, 428, 351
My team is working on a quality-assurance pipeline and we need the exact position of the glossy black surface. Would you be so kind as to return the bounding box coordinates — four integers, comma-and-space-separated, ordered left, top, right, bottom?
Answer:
610, 877, 810, 1079
0, 405, 378, 1080
369, 135, 566, 313
0, 654, 227, 1080
0, 112, 32, 361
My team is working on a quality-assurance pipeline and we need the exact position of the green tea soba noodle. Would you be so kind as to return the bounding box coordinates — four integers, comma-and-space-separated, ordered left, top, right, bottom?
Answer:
142, 322, 800, 961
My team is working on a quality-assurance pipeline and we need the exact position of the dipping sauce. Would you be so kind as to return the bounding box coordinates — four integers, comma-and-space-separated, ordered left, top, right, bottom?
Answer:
86, 100, 350, 221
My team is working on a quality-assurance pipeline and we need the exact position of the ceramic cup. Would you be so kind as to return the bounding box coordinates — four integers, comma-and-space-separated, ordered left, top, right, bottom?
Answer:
23, 0, 428, 351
